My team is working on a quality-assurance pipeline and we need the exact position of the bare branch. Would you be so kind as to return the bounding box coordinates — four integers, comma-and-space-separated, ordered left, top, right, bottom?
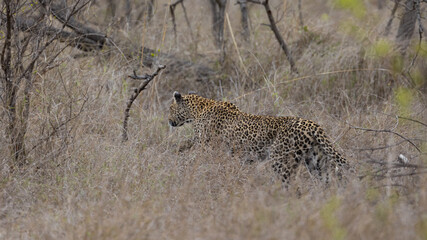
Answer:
347, 119, 421, 152
380, 112, 427, 128
122, 65, 166, 142
16, 0, 90, 88
350, 138, 425, 151
358, 156, 427, 180
170, 0, 184, 45
11, 16, 98, 51
39, 0, 107, 49
247, 0, 298, 73
375, 170, 427, 180
0, 0, 91, 166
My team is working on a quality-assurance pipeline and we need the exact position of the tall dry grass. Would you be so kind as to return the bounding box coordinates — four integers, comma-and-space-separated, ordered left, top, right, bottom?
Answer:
1, 0, 426, 239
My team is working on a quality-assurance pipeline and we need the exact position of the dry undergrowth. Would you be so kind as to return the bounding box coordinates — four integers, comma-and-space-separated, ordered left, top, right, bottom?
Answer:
1, 0, 426, 239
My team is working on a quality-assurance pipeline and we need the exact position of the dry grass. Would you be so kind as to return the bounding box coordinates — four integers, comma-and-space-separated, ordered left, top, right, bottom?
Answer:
1, 0, 427, 239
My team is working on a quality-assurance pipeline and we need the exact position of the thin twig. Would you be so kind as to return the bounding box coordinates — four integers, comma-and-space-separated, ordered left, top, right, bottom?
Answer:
358, 160, 427, 180
122, 65, 166, 142
375, 170, 427, 180
347, 119, 421, 152
380, 112, 427, 128
350, 138, 425, 151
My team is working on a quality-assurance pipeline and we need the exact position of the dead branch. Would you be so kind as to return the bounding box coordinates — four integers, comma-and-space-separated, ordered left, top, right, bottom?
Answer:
247, 0, 298, 73
169, 0, 194, 45
373, 170, 427, 180
2, 1, 214, 83
350, 138, 426, 152
12, 16, 98, 51
380, 113, 427, 128
122, 65, 166, 142
358, 155, 427, 180
39, 0, 107, 49
1, 0, 90, 166
347, 117, 421, 153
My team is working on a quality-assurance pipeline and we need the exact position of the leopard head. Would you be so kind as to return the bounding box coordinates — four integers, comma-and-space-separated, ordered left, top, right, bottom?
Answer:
168, 91, 193, 127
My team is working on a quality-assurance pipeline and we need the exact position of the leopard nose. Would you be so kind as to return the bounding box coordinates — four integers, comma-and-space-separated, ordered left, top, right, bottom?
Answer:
169, 120, 177, 127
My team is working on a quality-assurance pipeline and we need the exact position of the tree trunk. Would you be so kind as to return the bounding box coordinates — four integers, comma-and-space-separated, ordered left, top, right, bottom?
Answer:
239, 0, 250, 41
210, 0, 227, 49
1, 0, 27, 166
396, 0, 417, 53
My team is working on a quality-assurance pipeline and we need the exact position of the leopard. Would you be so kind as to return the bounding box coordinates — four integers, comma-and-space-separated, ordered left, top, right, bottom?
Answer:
168, 91, 351, 183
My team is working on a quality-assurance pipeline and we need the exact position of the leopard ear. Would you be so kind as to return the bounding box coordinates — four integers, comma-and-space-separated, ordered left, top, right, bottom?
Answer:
188, 91, 197, 95
173, 91, 182, 102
